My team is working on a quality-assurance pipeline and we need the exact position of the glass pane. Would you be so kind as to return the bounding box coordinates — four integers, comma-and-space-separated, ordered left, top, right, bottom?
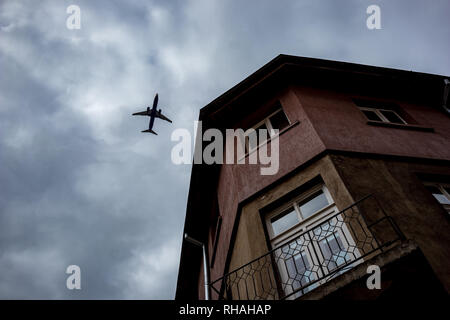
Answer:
269, 110, 289, 131
271, 208, 299, 236
426, 186, 450, 205
436, 191, 450, 204
361, 110, 382, 121
294, 252, 315, 284
319, 233, 346, 271
298, 190, 330, 219
380, 110, 405, 124
285, 252, 316, 296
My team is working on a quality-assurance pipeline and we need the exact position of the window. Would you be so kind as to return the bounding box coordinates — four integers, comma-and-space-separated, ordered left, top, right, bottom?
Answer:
243, 107, 290, 154
267, 186, 334, 240
353, 99, 408, 125
425, 182, 450, 215
265, 184, 361, 298
269, 108, 290, 131
359, 106, 407, 124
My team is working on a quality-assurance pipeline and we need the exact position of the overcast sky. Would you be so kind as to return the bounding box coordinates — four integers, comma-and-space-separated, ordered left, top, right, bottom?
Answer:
0, 0, 449, 299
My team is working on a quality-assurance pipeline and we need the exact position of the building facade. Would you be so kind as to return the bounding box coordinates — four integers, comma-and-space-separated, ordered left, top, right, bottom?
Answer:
176, 55, 450, 300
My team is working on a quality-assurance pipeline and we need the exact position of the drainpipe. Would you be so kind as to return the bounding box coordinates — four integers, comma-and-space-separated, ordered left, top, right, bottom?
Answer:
184, 233, 211, 300
442, 79, 450, 115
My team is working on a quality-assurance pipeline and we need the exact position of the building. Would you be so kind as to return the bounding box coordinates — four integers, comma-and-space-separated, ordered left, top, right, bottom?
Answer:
176, 55, 450, 300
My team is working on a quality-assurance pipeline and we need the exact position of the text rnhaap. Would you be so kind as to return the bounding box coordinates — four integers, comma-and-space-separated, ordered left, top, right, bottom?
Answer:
178, 304, 271, 317
171, 121, 280, 176
223, 304, 271, 315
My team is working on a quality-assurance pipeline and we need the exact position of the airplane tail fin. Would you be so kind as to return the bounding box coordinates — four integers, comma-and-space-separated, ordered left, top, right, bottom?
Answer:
141, 129, 158, 135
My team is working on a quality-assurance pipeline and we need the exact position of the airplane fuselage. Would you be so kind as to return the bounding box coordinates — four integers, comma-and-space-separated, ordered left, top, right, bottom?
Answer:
132, 93, 171, 135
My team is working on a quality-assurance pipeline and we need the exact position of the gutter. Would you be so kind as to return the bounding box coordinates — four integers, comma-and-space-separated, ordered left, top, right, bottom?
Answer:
184, 233, 211, 300
442, 79, 450, 115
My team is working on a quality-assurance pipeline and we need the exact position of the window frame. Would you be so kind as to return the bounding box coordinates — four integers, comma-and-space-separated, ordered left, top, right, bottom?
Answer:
424, 182, 450, 214
358, 106, 407, 125
266, 185, 335, 244
244, 107, 290, 154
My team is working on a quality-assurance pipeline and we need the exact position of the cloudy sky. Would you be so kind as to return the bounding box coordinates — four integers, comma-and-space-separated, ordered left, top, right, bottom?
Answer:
0, 0, 449, 299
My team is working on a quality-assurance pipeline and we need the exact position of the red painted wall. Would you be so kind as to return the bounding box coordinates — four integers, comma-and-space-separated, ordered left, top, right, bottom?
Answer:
201, 85, 450, 297
296, 87, 450, 160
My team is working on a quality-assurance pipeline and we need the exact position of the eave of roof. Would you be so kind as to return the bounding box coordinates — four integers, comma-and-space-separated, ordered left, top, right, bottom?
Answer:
200, 54, 448, 121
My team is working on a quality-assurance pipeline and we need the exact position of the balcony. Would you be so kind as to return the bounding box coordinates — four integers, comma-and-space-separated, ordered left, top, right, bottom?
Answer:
210, 195, 405, 300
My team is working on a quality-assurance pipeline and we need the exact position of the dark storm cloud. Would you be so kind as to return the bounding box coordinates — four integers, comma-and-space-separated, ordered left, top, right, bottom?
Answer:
0, 0, 449, 299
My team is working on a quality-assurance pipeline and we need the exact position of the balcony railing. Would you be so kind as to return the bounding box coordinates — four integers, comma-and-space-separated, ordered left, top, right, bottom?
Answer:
210, 194, 405, 300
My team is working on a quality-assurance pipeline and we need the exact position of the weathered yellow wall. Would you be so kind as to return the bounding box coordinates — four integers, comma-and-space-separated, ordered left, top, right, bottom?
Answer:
227, 153, 450, 296
331, 154, 450, 292
228, 155, 354, 272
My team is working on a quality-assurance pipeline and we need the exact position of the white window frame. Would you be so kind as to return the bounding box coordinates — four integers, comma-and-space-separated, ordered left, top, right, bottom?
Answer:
424, 182, 450, 215
243, 108, 290, 154
359, 106, 407, 124
265, 185, 361, 299
266, 185, 335, 244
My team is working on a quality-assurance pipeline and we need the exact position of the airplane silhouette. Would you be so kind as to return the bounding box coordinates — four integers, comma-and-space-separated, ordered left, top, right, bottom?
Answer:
132, 93, 172, 135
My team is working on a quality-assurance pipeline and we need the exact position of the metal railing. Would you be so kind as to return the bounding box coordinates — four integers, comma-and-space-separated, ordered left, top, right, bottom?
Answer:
210, 194, 405, 300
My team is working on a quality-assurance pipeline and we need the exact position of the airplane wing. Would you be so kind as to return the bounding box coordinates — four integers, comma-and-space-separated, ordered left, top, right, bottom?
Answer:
156, 112, 172, 123
132, 110, 149, 116
133, 111, 149, 116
